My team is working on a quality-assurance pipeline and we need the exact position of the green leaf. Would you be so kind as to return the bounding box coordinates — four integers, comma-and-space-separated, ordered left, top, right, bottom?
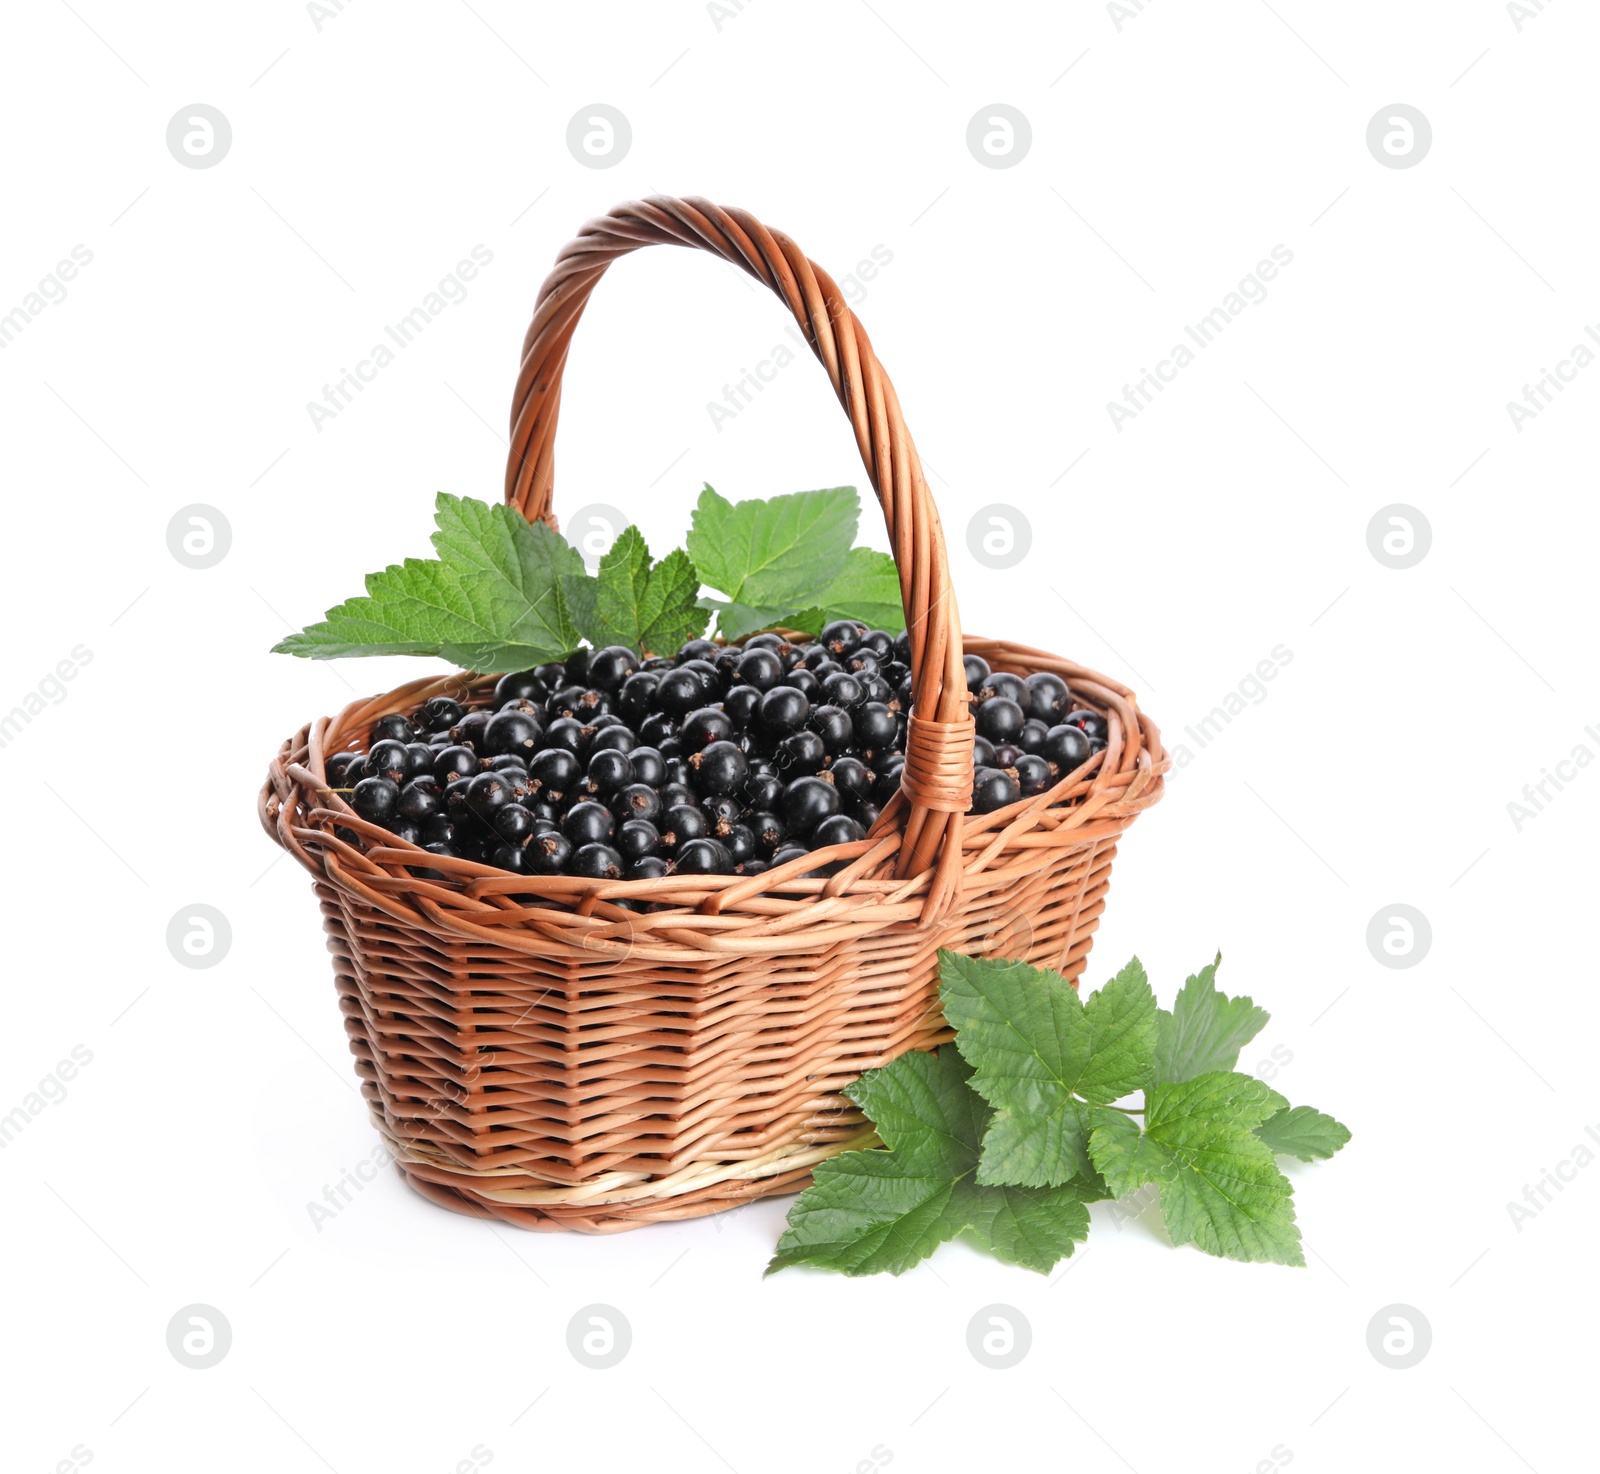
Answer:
576, 525, 707, 655
938, 951, 1157, 1189
963, 1182, 1094, 1275
1089, 1071, 1304, 1266
806, 548, 904, 634
689, 484, 859, 610
1151, 954, 1270, 1086
688, 485, 904, 639
694, 596, 810, 643
1255, 1104, 1352, 1162
766, 1048, 1091, 1278
273, 493, 586, 672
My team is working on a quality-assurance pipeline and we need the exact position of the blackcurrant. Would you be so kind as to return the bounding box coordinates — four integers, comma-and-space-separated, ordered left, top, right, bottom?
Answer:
821, 671, 865, 709
639, 711, 679, 747
616, 819, 660, 860
423, 694, 468, 729
813, 814, 868, 848
962, 654, 991, 694
586, 723, 637, 758
387, 818, 423, 846
993, 743, 1023, 769
1013, 753, 1054, 797
739, 770, 783, 811
542, 717, 586, 754
452, 709, 493, 751
809, 704, 853, 755
421, 814, 457, 848
612, 782, 662, 825
973, 736, 997, 768
771, 842, 811, 868
829, 756, 874, 802
681, 707, 735, 750
371, 713, 417, 745
724, 823, 757, 864
404, 742, 435, 779
1025, 672, 1072, 726
758, 686, 810, 736
585, 748, 635, 796
1018, 719, 1051, 756
783, 776, 841, 835
674, 838, 733, 875
493, 803, 536, 843
563, 648, 590, 685
819, 619, 866, 658
735, 647, 784, 691
746, 810, 786, 853
488, 842, 528, 874
852, 702, 897, 752
661, 782, 696, 811
526, 831, 572, 876
493, 670, 544, 705
618, 671, 659, 725
563, 801, 615, 846
1064, 708, 1109, 742
971, 765, 1021, 814
974, 697, 1025, 745
690, 740, 747, 797
325, 751, 363, 788
351, 776, 399, 823
529, 747, 580, 801
774, 729, 826, 777
398, 777, 441, 820
485, 710, 541, 760
655, 667, 704, 717
980, 672, 1029, 707
723, 684, 761, 731
588, 644, 640, 692
872, 759, 905, 806
677, 638, 719, 665
433, 744, 479, 784
627, 855, 670, 881
1042, 724, 1093, 774
700, 794, 740, 835
467, 771, 514, 815
627, 746, 666, 787
569, 842, 623, 880
659, 804, 709, 849
367, 739, 411, 785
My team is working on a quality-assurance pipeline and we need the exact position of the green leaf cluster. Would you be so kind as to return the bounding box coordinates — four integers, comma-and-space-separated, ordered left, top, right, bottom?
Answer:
273, 485, 904, 668
768, 950, 1349, 1277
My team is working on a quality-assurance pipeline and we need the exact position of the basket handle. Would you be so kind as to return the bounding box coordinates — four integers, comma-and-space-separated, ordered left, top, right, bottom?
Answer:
504, 195, 971, 894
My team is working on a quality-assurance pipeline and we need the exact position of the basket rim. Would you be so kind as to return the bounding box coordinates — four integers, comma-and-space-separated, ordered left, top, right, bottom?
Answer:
259, 632, 1168, 958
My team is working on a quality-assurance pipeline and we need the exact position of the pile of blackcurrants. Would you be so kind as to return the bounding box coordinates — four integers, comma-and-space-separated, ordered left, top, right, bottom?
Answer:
326, 621, 1108, 883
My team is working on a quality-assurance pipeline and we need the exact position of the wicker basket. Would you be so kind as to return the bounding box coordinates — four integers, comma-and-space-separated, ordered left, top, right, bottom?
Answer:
260, 196, 1168, 1233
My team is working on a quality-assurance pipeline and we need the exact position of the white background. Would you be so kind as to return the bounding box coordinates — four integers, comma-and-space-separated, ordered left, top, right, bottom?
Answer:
2, 2, 1596, 1471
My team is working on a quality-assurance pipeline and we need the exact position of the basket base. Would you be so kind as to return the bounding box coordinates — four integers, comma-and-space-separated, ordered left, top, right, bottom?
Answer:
393, 1158, 821, 1234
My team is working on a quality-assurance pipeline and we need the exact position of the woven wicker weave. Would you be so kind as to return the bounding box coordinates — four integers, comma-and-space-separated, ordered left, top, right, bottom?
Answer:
260, 196, 1168, 1233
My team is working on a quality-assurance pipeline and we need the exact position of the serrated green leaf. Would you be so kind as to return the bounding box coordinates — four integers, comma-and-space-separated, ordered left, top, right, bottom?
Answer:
807, 548, 904, 634
576, 525, 707, 655
1152, 954, 1271, 1086
1089, 1071, 1303, 1266
694, 596, 810, 643
938, 951, 1157, 1189
767, 1049, 986, 1277
273, 493, 585, 672
963, 1182, 1094, 1274
767, 1047, 1093, 1278
689, 483, 859, 610
1254, 1104, 1352, 1162
689, 485, 905, 639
